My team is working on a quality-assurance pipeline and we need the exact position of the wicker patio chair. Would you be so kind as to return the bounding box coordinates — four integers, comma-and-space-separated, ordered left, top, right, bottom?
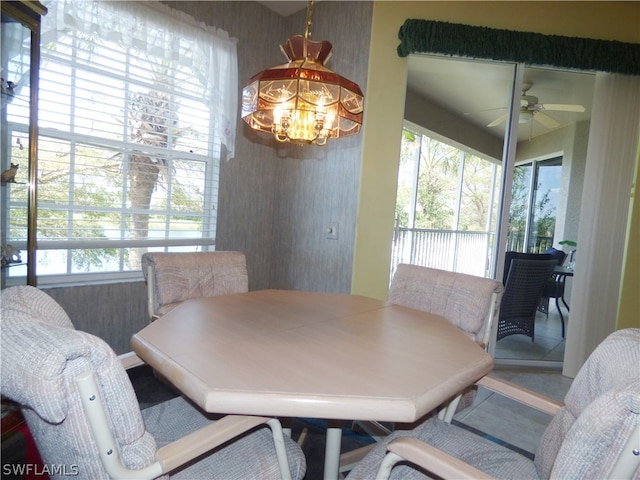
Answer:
497, 253, 558, 342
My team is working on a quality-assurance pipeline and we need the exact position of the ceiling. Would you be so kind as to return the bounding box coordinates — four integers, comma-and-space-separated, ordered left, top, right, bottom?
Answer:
257, 1, 308, 17
406, 55, 596, 143
256, 2, 596, 145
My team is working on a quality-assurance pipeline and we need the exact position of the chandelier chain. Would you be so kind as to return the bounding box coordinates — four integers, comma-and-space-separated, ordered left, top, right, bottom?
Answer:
304, 0, 313, 39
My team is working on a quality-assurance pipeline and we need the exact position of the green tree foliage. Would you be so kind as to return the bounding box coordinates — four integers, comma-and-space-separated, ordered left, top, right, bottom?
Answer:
395, 130, 418, 227
532, 188, 556, 238
459, 154, 497, 231
36, 144, 122, 271
507, 163, 559, 252
508, 165, 530, 238
396, 129, 498, 232
396, 130, 456, 229
414, 137, 457, 229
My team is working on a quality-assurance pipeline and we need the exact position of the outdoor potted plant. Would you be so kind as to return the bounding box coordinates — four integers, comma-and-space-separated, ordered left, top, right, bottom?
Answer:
559, 240, 577, 269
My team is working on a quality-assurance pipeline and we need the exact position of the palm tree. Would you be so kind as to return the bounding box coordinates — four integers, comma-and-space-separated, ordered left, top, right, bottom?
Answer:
127, 87, 179, 268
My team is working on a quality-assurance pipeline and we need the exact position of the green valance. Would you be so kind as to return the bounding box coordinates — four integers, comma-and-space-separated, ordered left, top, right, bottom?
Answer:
398, 19, 640, 76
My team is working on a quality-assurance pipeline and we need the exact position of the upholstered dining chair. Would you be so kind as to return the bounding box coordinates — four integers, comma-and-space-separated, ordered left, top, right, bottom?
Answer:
389, 264, 504, 349
388, 264, 504, 420
496, 253, 558, 345
141, 251, 248, 321
340, 265, 504, 473
346, 328, 640, 480
0, 285, 306, 480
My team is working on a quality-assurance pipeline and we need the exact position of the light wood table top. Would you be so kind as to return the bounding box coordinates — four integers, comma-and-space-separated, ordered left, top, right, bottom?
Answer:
132, 289, 493, 420
131, 289, 494, 478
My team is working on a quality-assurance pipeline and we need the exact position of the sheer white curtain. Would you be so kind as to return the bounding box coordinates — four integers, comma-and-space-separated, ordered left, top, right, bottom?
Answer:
41, 0, 238, 160
564, 72, 640, 377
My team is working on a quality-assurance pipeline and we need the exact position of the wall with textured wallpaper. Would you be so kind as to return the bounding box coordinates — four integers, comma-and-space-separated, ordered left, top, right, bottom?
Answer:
166, 1, 373, 293
42, 281, 148, 355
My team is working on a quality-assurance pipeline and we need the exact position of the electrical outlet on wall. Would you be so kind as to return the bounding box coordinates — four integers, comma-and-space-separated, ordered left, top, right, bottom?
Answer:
326, 223, 339, 240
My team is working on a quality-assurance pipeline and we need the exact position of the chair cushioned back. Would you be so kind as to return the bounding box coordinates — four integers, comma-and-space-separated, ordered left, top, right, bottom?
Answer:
142, 251, 249, 316
535, 328, 640, 478
1, 287, 157, 479
389, 264, 504, 343
2, 284, 74, 329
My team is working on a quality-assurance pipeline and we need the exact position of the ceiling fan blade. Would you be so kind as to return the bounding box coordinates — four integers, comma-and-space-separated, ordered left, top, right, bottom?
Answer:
487, 113, 508, 127
540, 103, 586, 112
464, 107, 507, 116
534, 112, 560, 128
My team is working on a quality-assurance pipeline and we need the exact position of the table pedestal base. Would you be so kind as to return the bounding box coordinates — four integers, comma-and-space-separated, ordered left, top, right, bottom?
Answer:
325, 424, 343, 480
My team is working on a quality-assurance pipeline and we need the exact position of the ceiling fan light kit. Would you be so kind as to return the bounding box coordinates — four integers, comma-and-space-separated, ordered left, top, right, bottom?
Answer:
518, 110, 534, 124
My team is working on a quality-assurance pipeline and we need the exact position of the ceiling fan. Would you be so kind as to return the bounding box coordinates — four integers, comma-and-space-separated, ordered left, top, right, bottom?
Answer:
483, 83, 586, 129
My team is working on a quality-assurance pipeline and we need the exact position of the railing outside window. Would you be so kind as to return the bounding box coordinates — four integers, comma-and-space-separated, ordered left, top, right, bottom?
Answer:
505, 233, 554, 253
391, 228, 554, 280
391, 228, 494, 278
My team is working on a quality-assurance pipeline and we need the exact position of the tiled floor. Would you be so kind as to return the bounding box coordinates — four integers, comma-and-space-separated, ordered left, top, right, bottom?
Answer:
494, 306, 567, 365
454, 366, 573, 455
455, 306, 573, 455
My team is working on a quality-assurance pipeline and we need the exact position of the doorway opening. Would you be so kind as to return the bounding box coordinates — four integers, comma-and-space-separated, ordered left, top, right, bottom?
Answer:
396, 55, 595, 366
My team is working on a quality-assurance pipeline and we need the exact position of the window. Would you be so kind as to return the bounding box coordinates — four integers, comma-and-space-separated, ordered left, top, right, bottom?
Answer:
507, 157, 563, 253
393, 123, 501, 278
36, 1, 237, 283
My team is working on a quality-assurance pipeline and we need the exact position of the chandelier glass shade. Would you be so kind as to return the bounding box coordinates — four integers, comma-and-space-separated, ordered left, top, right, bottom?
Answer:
241, 19, 364, 146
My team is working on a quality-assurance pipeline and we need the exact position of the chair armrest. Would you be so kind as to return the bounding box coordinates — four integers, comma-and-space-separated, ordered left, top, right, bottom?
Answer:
118, 352, 145, 370
476, 375, 563, 416
157, 416, 293, 480
145, 265, 155, 321
340, 444, 376, 472
78, 371, 292, 480
377, 437, 494, 479
374, 376, 562, 479
156, 415, 271, 472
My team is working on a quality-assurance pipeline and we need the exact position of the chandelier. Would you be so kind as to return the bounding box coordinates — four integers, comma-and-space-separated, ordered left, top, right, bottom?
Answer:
241, 1, 364, 146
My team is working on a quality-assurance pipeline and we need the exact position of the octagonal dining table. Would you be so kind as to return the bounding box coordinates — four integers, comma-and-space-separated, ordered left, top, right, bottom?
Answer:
131, 289, 494, 480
